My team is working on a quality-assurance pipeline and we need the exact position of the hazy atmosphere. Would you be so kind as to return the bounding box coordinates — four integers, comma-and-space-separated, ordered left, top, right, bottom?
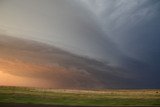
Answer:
0, 0, 160, 89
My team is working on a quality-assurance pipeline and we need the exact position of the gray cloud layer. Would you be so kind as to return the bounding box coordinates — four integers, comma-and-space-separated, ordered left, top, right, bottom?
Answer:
81, 0, 160, 62
0, 0, 124, 65
0, 35, 138, 89
0, 0, 160, 88
81, 0, 160, 86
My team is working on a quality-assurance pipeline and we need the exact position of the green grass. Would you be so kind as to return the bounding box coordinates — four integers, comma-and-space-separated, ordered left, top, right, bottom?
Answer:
0, 86, 160, 106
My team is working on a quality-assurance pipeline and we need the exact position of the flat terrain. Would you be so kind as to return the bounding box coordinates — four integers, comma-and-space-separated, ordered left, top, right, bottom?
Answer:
0, 86, 160, 106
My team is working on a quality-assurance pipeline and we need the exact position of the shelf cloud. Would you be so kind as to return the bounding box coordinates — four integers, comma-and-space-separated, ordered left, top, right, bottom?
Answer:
0, 0, 160, 88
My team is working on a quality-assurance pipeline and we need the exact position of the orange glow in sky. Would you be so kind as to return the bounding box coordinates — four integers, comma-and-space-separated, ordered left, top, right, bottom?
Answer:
0, 70, 51, 88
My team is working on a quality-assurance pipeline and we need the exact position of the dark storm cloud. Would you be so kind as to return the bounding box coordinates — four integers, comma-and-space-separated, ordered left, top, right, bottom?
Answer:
81, 0, 160, 87
81, 0, 160, 61
0, 35, 138, 89
0, 0, 160, 88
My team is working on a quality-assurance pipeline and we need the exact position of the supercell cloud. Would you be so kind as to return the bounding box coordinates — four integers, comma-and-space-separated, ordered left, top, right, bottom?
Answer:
0, 0, 160, 88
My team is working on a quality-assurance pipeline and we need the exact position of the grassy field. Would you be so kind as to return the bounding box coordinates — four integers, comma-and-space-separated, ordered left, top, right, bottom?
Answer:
0, 86, 160, 106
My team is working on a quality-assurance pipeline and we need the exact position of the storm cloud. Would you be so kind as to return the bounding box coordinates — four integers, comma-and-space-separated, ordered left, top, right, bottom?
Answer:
81, 0, 160, 61
0, 0, 160, 88
0, 0, 120, 64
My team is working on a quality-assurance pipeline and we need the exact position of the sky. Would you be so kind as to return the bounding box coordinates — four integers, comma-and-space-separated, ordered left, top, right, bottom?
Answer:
81, 0, 160, 61
0, 0, 160, 88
